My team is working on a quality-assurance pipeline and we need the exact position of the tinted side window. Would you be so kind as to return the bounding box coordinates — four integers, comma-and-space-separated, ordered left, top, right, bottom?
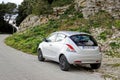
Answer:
56, 34, 66, 42
70, 34, 98, 46
47, 34, 57, 42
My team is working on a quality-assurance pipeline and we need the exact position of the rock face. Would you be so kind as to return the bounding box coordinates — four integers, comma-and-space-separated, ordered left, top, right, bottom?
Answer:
19, 0, 120, 32
18, 15, 39, 32
18, 6, 69, 32
18, 15, 50, 32
75, 0, 120, 19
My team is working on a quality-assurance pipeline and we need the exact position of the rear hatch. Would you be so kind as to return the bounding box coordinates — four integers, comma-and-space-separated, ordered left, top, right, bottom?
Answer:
70, 34, 100, 54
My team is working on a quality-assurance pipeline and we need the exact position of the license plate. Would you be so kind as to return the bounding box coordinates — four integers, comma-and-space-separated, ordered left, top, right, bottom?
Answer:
82, 46, 95, 49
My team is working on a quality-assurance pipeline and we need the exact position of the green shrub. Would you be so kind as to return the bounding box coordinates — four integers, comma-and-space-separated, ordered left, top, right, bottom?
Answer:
99, 32, 107, 40
77, 26, 90, 33
114, 20, 120, 29
51, 0, 73, 7
106, 51, 120, 58
89, 11, 113, 28
110, 42, 120, 49
111, 63, 120, 67
75, 12, 83, 18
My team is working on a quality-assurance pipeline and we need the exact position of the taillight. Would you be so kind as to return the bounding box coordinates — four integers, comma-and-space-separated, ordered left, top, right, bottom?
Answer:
66, 44, 76, 52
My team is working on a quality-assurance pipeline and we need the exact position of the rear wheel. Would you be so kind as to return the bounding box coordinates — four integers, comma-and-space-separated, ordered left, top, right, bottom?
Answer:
38, 49, 45, 61
59, 55, 70, 71
90, 63, 101, 69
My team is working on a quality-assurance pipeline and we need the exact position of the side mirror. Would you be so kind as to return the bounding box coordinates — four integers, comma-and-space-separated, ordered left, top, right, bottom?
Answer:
43, 38, 49, 42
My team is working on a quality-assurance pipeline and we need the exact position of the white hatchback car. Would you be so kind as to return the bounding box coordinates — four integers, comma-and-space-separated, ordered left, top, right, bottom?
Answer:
38, 31, 102, 71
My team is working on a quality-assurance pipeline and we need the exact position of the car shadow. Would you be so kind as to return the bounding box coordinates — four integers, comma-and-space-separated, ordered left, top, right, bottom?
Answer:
44, 60, 95, 72
70, 64, 95, 72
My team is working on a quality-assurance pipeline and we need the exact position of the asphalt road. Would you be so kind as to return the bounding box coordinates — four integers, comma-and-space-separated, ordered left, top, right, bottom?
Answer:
0, 34, 104, 80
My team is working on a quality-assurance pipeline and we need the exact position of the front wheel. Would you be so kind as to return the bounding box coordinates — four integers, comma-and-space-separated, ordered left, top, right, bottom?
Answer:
90, 63, 101, 69
38, 49, 45, 61
59, 55, 70, 71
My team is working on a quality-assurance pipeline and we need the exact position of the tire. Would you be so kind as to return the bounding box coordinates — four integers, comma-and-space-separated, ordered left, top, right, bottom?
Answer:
59, 55, 70, 71
90, 63, 101, 69
38, 49, 45, 61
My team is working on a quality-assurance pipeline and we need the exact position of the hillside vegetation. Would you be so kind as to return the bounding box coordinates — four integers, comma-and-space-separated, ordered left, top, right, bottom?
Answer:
5, 9, 120, 57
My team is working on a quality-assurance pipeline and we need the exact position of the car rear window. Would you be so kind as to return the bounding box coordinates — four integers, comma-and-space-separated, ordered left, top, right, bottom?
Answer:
70, 34, 98, 46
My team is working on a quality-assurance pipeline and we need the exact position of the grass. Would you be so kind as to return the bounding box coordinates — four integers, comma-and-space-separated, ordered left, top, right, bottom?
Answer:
114, 20, 120, 29
5, 21, 59, 55
103, 74, 117, 80
105, 40, 120, 57
106, 63, 120, 68
111, 63, 120, 68
106, 51, 120, 58
110, 42, 120, 49
98, 32, 107, 40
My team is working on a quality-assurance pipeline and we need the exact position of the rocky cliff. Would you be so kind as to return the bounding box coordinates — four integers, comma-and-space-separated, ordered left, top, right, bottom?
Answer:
75, 0, 120, 19
18, 0, 120, 32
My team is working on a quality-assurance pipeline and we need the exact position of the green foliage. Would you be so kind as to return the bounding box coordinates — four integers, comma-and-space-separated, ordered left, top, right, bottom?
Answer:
16, 0, 53, 26
89, 11, 113, 28
79, 26, 90, 33
0, 2, 17, 19
51, 0, 73, 7
103, 74, 117, 80
98, 32, 107, 40
5, 2, 17, 22
0, 2, 17, 33
114, 20, 120, 29
106, 51, 120, 58
16, 0, 33, 26
110, 42, 120, 49
75, 12, 83, 18
32, 0, 53, 16
105, 39, 120, 58
0, 2, 7, 17
111, 63, 120, 68
64, 4, 76, 15
61, 4, 83, 19
6, 2, 17, 14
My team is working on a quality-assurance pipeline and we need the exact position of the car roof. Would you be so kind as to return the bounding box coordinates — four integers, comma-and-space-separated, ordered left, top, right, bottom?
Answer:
54, 31, 90, 36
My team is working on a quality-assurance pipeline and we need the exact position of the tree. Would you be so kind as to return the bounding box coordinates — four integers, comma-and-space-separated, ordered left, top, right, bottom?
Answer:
16, 0, 33, 26
0, 2, 6, 19
0, 2, 17, 23
16, 0, 53, 26
32, 0, 53, 16
5, 2, 17, 23
0, 2, 17, 34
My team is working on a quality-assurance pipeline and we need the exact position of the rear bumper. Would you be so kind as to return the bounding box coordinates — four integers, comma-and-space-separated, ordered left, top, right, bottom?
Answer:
65, 52, 102, 64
